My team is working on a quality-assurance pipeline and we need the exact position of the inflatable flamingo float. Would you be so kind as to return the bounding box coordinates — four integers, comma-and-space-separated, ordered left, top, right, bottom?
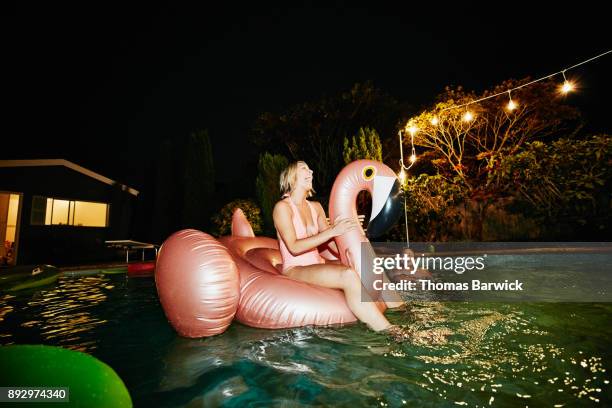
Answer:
155, 160, 403, 338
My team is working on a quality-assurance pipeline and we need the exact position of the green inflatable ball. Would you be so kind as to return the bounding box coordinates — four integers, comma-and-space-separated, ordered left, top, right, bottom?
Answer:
0, 345, 132, 407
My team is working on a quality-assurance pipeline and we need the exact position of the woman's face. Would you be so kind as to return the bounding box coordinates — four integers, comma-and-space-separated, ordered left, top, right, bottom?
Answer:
295, 162, 313, 191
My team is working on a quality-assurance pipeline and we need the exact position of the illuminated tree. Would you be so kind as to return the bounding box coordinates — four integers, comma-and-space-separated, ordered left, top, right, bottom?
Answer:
403, 78, 580, 239
406, 78, 580, 191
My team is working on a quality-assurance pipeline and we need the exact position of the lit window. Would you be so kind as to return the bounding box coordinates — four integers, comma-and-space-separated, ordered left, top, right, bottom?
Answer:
50, 199, 70, 225
74, 201, 108, 227
45, 198, 52, 225
31, 196, 109, 227
5, 194, 20, 242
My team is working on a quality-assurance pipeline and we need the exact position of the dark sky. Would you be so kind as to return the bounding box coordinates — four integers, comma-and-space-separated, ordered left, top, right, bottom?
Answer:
4, 2, 611, 192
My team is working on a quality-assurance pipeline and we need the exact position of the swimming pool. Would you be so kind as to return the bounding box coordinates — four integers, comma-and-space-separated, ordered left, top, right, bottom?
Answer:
1, 254, 610, 407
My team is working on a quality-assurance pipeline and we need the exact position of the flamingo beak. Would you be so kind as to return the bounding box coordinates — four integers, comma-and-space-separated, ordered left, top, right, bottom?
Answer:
366, 176, 403, 239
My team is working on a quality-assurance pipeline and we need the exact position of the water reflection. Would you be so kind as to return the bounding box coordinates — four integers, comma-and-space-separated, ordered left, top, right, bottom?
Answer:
0, 275, 112, 352
405, 302, 610, 406
0, 294, 15, 324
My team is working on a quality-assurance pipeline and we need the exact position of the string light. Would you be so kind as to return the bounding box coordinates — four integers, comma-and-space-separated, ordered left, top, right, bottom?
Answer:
396, 49, 611, 249
506, 90, 517, 111
397, 128, 415, 248
397, 49, 611, 172
409, 125, 417, 164
398, 50, 610, 172
435, 49, 610, 113
397, 125, 418, 173
396, 132, 412, 248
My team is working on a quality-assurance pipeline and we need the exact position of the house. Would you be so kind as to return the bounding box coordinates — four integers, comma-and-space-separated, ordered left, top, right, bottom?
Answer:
0, 159, 139, 266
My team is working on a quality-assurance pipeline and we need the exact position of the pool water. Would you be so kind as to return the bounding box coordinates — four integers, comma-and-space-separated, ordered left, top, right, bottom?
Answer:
0, 258, 611, 407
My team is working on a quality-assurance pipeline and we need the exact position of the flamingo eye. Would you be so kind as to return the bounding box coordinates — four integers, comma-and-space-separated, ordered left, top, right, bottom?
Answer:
362, 165, 376, 181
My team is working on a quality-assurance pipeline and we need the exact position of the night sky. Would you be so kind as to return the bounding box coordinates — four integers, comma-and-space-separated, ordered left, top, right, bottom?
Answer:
4, 3, 611, 192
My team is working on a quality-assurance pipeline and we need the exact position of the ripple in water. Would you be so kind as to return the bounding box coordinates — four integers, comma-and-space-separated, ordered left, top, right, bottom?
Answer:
1, 275, 610, 406
2, 275, 113, 352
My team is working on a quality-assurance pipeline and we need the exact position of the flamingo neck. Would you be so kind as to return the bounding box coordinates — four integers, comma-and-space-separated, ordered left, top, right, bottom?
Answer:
329, 170, 370, 221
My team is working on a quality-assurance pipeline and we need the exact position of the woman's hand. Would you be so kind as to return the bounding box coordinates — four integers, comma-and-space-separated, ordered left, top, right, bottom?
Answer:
330, 217, 360, 237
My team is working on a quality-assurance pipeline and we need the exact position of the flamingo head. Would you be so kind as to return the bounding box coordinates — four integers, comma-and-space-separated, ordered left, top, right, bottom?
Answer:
363, 161, 404, 238
331, 160, 403, 239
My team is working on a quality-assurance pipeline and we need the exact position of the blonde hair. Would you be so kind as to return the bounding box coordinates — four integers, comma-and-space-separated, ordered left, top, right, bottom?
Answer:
279, 161, 315, 198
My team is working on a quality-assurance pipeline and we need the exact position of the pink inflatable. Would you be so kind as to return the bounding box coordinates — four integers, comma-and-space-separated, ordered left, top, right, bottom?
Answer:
155, 160, 403, 337
155, 230, 240, 337
329, 160, 403, 301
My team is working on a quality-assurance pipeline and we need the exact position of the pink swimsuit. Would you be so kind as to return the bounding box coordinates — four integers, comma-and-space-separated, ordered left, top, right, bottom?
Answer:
278, 197, 325, 273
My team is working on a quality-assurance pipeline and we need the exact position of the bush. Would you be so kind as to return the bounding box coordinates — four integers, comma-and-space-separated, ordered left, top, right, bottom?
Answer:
402, 174, 465, 241
210, 199, 264, 237
493, 134, 612, 239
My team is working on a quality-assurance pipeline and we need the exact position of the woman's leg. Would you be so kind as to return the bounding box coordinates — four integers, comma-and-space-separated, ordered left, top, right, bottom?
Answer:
284, 264, 392, 331
327, 258, 405, 309
380, 271, 406, 309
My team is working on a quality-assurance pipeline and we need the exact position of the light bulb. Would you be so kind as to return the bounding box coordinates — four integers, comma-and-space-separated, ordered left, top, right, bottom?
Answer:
399, 168, 406, 182
463, 111, 474, 122
506, 90, 517, 111
408, 125, 418, 136
430, 116, 439, 125
560, 70, 575, 95
409, 153, 417, 163
560, 80, 574, 94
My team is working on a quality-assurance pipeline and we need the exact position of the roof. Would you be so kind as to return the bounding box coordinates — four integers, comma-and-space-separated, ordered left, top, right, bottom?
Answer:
0, 159, 139, 196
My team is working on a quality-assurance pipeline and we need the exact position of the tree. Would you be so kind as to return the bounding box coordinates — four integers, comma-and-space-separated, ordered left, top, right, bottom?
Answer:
402, 174, 465, 241
343, 127, 382, 164
252, 82, 406, 197
152, 139, 179, 242
181, 129, 215, 230
343, 127, 383, 217
405, 78, 580, 239
493, 134, 612, 239
255, 152, 289, 235
408, 79, 580, 187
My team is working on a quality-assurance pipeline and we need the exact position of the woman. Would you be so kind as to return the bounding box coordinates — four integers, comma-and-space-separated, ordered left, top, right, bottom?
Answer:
273, 161, 409, 339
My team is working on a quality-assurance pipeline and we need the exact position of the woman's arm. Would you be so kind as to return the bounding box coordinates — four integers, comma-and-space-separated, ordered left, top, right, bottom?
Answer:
313, 201, 339, 253
273, 202, 356, 256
